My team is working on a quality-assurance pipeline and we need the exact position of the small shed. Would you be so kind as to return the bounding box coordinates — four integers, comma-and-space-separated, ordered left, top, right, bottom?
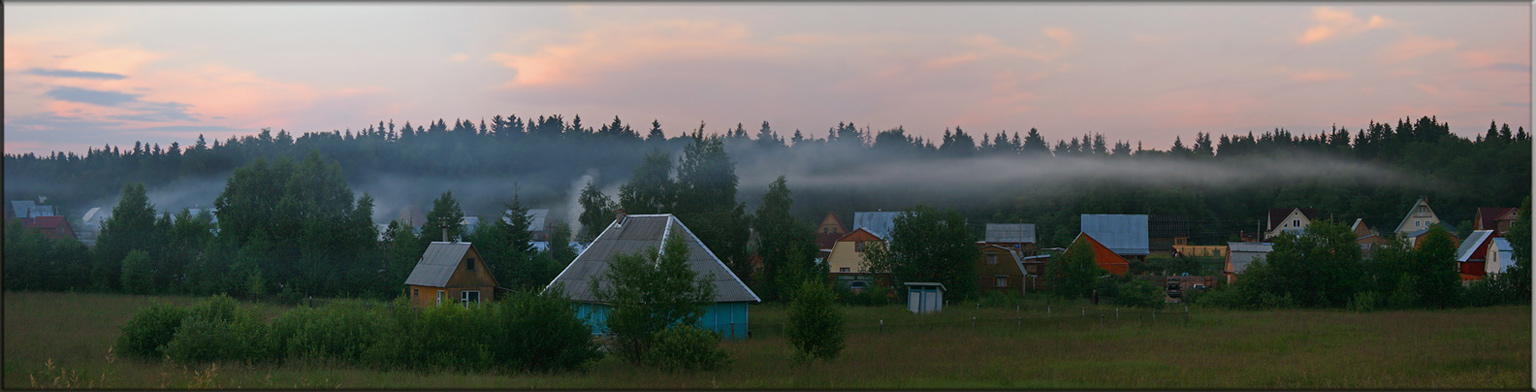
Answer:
1224, 242, 1273, 285
1486, 238, 1518, 275
905, 282, 946, 314
404, 241, 498, 308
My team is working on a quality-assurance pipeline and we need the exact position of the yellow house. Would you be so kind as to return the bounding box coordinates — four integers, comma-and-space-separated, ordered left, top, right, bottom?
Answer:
404, 241, 498, 308
826, 228, 883, 290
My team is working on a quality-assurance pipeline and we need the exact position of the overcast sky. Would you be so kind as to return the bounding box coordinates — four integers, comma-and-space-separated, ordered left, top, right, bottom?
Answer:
4, 3, 1530, 155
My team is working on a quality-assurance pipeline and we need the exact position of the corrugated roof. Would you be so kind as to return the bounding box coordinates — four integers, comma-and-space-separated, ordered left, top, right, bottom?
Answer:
853, 211, 903, 241
1455, 230, 1494, 262
544, 214, 759, 303
1080, 214, 1149, 256
984, 223, 1036, 244
404, 242, 473, 287
1226, 242, 1273, 274
1268, 208, 1317, 231
502, 209, 549, 231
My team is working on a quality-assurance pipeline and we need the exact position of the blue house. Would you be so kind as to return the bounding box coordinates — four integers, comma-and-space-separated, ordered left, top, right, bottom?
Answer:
543, 213, 760, 340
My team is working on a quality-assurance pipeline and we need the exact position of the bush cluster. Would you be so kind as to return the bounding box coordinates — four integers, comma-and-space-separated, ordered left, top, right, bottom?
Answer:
785, 281, 845, 362
115, 292, 601, 374
644, 325, 731, 372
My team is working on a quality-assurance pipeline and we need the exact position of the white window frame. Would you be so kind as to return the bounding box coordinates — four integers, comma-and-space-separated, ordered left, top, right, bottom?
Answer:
995, 275, 1008, 287
436, 290, 445, 306
461, 290, 481, 307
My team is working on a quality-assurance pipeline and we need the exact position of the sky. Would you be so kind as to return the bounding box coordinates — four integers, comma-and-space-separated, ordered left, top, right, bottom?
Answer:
4, 3, 1531, 155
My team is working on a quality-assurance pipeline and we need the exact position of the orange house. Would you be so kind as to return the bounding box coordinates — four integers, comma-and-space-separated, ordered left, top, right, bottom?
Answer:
1066, 233, 1129, 275
405, 241, 498, 308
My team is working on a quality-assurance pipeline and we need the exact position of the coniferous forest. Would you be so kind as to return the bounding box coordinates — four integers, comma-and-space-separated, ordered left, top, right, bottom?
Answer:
3, 114, 1530, 300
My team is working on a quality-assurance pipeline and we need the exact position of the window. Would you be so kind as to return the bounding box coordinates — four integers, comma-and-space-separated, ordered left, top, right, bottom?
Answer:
996, 276, 1008, 287
1293, 219, 1300, 227
839, 267, 850, 273
467, 258, 475, 271
986, 254, 997, 265
855, 241, 865, 252
413, 289, 419, 299
437, 290, 444, 306
462, 290, 481, 307
1416, 221, 1421, 227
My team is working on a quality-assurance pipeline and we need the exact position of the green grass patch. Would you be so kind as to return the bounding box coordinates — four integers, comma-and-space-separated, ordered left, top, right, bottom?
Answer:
4, 291, 1530, 389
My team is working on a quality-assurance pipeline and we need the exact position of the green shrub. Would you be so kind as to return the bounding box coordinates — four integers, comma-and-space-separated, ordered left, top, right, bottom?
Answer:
114, 303, 188, 361
1387, 274, 1419, 310
163, 316, 240, 364
281, 302, 386, 363
120, 250, 155, 295
1346, 291, 1381, 312
186, 294, 239, 324
645, 325, 730, 373
1116, 279, 1165, 309
785, 281, 845, 362
832, 283, 890, 306
414, 303, 495, 372
493, 290, 603, 373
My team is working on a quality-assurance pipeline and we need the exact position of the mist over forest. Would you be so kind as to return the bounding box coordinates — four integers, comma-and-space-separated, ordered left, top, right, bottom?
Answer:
4, 114, 1529, 247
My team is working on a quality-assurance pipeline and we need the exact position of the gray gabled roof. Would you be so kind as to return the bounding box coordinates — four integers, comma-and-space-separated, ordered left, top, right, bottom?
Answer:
1455, 230, 1494, 262
544, 214, 759, 303
853, 211, 903, 241
985, 223, 1036, 244
1226, 242, 1273, 274
1080, 214, 1149, 256
404, 242, 473, 287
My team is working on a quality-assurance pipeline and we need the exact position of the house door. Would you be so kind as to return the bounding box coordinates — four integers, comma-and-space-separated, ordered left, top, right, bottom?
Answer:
462, 290, 481, 307
436, 290, 444, 306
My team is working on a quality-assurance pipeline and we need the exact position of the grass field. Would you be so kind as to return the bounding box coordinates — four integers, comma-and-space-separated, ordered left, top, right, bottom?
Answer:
4, 291, 1529, 388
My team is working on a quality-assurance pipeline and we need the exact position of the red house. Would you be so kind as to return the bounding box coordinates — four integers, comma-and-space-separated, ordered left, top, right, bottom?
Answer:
1454, 230, 1496, 278
1474, 207, 1520, 237
1065, 233, 1129, 275
18, 216, 77, 241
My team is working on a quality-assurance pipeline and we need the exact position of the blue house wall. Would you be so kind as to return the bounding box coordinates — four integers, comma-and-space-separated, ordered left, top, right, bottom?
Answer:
576, 302, 750, 340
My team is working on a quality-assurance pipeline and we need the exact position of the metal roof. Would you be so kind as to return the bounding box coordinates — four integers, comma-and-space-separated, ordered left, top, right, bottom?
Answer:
1491, 238, 1516, 274
1226, 242, 1273, 274
1080, 214, 1149, 256
544, 214, 759, 303
404, 242, 473, 287
853, 211, 903, 241
503, 209, 549, 231
984, 223, 1036, 244
1455, 230, 1494, 262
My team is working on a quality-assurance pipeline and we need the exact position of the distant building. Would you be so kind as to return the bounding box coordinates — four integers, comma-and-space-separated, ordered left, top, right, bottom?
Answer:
18, 216, 77, 241
852, 211, 903, 241
1352, 218, 1389, 257
1393, 197, 1442, 236
1224, 242, 1273, 285
1474, 207, 1520, 237
1265, 208, 1317, 240
1485, 238, 1518, 276
404, 241, 498, 308
814, 211, 848, 252
826, 227, 884, 291
1079, 214, 1149, 261
983, 223, 1037, 255
1064, 232, 1130, 275
975, 243, 1028, 295
1148, 215, 1189, 254
904, 282, 946, 314
1454, 230, 1496, 278
544, 213, 759, 340
9, 200, 56, 219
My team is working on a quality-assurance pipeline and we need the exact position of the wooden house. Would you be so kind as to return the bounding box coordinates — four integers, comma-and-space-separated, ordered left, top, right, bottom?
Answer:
1474, 207, 1520, 237
1171, 245, 1226, 257
1019, 255, 1049, 292
1065, 233, 1130, 275
825, 227, 884, 291
1224, 242, 1273, 285
1485, 238, 1518, 276
1148, 215, 1190, 254
1352, 218, 1390, 257
1404, 226, 1460, 249
1394, 197, 1442, 236
975, 244, 1028, 295
983, 223, 1037, 255
1454, 230, 1495, 278
814, 211, 848, 249
1265, 208, 1317, 240
404, 241, 498, 308
544, 213, 759, 340
1080, 214, 1149, 262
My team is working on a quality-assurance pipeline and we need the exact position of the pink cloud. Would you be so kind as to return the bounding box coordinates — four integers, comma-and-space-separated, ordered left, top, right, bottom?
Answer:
1297, 7, 1392, 45
492, 19, 789, 88
1379, 34, 1459, 63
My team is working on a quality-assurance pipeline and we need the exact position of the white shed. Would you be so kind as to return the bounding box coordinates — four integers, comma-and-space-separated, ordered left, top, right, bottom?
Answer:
904, 282, 946, 314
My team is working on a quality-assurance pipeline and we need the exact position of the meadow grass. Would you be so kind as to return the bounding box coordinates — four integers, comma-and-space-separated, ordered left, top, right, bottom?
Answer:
4, 291, 1529, 388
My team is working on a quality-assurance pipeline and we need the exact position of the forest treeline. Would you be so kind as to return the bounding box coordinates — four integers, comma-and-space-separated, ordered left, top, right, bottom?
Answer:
4, 114, 1530, 248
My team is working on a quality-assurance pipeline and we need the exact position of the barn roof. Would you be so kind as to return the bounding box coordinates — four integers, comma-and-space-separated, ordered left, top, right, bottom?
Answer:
404, 242, 474, 287
1476, 207, 1518, 230
853, 211, 903, 241
1455, 230, 1494, 262
1226, 242, 1273, 274
1080, 214, 1149, 256
984, 223, 1036, 244
544, 214, 759, 304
